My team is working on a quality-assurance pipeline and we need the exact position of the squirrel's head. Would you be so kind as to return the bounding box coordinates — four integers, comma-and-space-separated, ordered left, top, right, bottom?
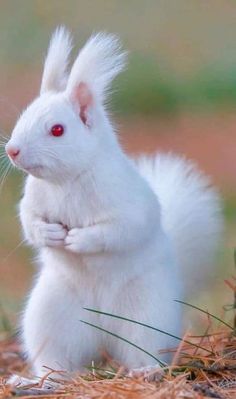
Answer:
5, 27, 127, 182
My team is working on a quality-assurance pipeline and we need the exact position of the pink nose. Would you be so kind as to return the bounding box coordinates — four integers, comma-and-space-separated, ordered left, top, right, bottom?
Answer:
6, 146, 20, 159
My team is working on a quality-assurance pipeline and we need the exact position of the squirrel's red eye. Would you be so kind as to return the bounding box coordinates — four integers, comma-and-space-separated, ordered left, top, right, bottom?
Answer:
51, 124, 64, 137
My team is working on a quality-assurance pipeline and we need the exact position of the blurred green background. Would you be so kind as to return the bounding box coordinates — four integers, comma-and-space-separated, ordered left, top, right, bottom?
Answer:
0, 0, 236, 334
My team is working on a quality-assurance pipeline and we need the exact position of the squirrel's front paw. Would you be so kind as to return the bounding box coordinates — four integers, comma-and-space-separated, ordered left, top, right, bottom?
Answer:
64, 228, 83, 253
65, 227, 98, 254
33, 222, 67, 248
64, 226, 104, 254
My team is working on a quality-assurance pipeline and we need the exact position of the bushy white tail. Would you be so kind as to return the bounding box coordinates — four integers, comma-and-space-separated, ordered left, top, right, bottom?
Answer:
136, 153, 223, 297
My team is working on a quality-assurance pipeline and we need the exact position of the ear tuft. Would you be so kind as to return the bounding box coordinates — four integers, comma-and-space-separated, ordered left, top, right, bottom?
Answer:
66, 32, 127, 104
41, 26, 73, 94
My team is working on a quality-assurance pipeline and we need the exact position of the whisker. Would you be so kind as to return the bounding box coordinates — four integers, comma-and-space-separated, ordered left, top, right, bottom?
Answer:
1, 156, 7, 162
0, 162, 12, 192
1, 239, 26, 264
0, 155, 7, 161
0, 131, 9, 141
0, 161, 10, 177
0, 164, 9, 175
0, 158, 9, 171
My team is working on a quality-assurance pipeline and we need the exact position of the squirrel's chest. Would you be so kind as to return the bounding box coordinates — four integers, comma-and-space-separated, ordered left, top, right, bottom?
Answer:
42, 188, 101, 229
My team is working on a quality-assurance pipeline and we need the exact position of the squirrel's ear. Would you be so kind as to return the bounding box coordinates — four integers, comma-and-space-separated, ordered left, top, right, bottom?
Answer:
40, 26, 73, 94
68, 81, 93, 127
65, 32, 127, 125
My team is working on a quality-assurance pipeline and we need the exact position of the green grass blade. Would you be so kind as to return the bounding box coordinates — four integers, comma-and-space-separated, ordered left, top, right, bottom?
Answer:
80, 320, 166, 367
85, 365, 117, 379
175, 300, 233, 330
83, 308, 214, 355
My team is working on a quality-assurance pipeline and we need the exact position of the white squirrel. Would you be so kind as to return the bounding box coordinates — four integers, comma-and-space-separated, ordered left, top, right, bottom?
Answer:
5, 27, 222, 382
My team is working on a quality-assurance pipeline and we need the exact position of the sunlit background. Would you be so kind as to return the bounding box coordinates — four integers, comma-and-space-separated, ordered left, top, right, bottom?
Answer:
0, 0, 236, 332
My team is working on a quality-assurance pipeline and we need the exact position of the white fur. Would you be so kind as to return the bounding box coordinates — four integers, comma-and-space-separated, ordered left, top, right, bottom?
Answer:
40, 26, 73, 94
66, 32, 127, 103
5, 28, 222, 380
136, 153, 222, 297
